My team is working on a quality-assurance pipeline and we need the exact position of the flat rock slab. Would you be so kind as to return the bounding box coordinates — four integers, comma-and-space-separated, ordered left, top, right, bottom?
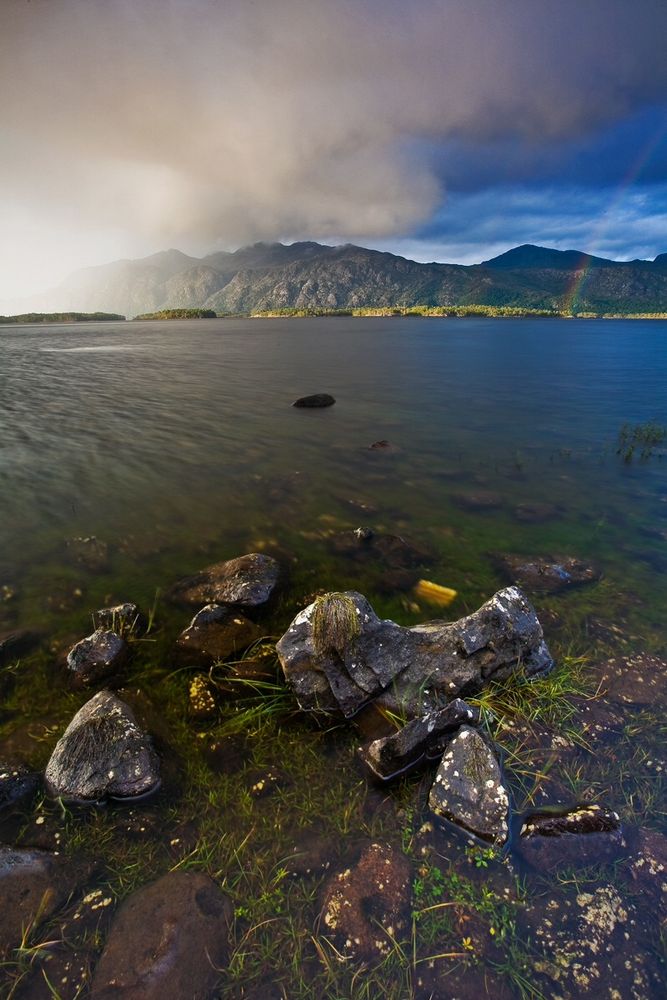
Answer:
45, 691, 160, 803
67, 629, 129, 688
0, 846, 93, 956
320, 842, 411, 961
168, 552, 279, 608
277, 586, 553, 719
175, 603, 262, 666
91, 870, 232, 1000
358, 698, 479, 781
518, 804, 624, 871
428, 726, 509, 843
591, 652, 667, 706
494, 553, 601, 593
292, 393, 335, 408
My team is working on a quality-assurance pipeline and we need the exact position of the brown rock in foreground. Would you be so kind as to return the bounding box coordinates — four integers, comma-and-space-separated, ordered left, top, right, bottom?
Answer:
175, 603, 262, 666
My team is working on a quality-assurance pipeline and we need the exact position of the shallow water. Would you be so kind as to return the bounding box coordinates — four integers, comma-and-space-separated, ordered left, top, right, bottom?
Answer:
1, 317, 666, 998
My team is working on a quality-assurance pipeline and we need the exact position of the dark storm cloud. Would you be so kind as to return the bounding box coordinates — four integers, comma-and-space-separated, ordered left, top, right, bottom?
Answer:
1, 0, 667, 293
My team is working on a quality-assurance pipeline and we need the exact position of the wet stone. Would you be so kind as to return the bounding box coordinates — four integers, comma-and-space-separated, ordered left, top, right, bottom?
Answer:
277, 586, 553, 719
428, 726, 509, 844
0, 760, 40, 811
494, 553, 601, 593
292, 393, 335, 408
626, 827, 667, 920
331, 528, 432, 570
518, 804, 624, 871
167, 551, 280, 608
45, 690, 161, 803
93, 602, 145, 636
513, 501, 561, 523
175, 603, 262, 666
90, 870, 233, 1000
358, 698, 480, 781
320, 842, 412, 962
452, 490, 504, 512
0, 627, 43, 666
65, 535, 109, 571
591, 652, 667, 706
66, 629, 129, 688
188, 673, 218, 720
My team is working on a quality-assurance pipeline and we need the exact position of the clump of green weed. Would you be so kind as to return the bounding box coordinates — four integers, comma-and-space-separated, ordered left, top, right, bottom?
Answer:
311, 593, 360, 658
617, 421, 666, 462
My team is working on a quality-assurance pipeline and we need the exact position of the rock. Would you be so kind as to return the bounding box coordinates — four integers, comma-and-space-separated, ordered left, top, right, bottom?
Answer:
66, 630, 129, 688
358, 699, 479, 781
65, 535, 109, 571
590, 652, 667, 706
90, 871, 232, 1000
331, 529, 431, 570
188, 674, 218, 720
320, 842, 411, 961
292, 393, 335, 408
93, 602, 145, 636
0, 846, 93, 956
626, 827, 667, 920
167, 552, 280, 608
368, 439, 397, 452
175, 603, 262, 666
277, 586, 553, 719
45, 691, 160, 803
0, 627, 42, 665
518, 804, 624, 871
494, 553, 601, 593
452, 491, 504, 512
0, 760, 40, 810
513, 502, 561, 523
428, 727, 509, 843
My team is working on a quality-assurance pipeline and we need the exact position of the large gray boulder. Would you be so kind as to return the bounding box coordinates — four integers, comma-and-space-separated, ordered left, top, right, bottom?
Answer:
167, 552, 280, 608
276, 586, 552, 719
45, 691, 160, 803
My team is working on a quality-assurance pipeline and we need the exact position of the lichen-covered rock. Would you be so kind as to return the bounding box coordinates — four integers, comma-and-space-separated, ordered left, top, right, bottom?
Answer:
518, 804, 624, 870
175, 603, 262, 666
66, 630, 129, 688
277, 586, 552, 719
90, 871, 232, 999
167, 552, 280, 608
428, 727, 509, 843
93, 602, 145, 636
45, 691, 160, 803
358, 699, 479, 781
320, 842, 411, 961
188, 674, 218, 720
0, 760, 40, 810
627, 827, 667, 920
494, 553, 601, 593
292, 393, 335, 408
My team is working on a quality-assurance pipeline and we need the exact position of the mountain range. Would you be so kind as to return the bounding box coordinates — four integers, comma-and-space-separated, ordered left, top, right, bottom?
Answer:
15, 242, 667, 318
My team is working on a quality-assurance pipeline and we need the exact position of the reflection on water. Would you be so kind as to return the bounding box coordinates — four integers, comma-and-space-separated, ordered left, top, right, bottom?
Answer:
0, 317, 666, 997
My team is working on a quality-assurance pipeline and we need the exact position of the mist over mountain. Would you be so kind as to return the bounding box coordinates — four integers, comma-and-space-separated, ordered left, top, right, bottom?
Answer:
16, 241, 667, 318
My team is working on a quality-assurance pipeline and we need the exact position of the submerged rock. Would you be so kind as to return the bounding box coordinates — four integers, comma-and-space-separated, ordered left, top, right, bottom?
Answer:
175, 603, 262, 666
591, 652, 667, 706
518, 804, 624, 870
452, 490, 504, 512
65, 535, 109, 571
320, 842, 411, 961
292, 393, 336, 408
428, 726, 509, 843
66, 629, 129, 688
167, 552, 280, 608
0, 627, 42, 665
358, 699, 479, 781
90, 871, 232, 1000
494, 553, 601, 593
0, 760, 40, 810
45, 691, 160, 803
93, 602, 145, 636
277, 586, 552, 719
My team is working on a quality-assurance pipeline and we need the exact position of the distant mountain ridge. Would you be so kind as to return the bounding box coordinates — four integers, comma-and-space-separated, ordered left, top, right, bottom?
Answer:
19, 241, 667, 317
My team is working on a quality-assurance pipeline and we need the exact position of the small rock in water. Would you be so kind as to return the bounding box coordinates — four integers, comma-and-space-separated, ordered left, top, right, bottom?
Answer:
65, 535, 109, 571
175, 603, 262, 666
320, 842, 411, 961
66, 629, 129, 688
452, 490, 504, 512
93, 602, 145, 636
45, 691, 160, 803
518, 804, 624, 870
359, 699, 479, 781
0, 760, 40, 810
0, 627, 43, 665
167, 552, 280, 608
90, 870, 232, 1000
494, 553, 601, 593
513, 502, 561, 523
428, 726, 509, 843
292, 393, 336, 408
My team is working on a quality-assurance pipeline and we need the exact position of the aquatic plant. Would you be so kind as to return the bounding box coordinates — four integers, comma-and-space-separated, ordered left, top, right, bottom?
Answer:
617, 421, 666, 462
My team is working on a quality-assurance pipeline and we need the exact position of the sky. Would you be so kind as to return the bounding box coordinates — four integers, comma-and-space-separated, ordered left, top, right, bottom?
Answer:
1, 0, 667, 303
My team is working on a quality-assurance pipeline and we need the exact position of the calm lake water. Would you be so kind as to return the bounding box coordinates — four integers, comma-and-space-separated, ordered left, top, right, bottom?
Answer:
1, 317, 666, 998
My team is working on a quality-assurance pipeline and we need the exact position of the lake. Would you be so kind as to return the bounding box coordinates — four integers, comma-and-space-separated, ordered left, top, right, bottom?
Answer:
1, 317, 666, 998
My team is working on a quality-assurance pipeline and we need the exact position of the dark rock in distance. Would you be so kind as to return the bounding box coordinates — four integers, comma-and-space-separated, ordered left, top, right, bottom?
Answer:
175, 603, 262, 667
45, 691, 160, 803
292, 393, 335, 408
277, 586, 553, 719
320, 842, 411, 961
452, 491, 504, 512
428, 726, 510, 843
0, 846, 93, 957
66, 629, 129, 688
494, 553, 601, 593
513, 502, 561, 523
359, 698, 479, 781
0, 760, 40, 810
167, 552, 280, 608
90, 870, 233, 1000
93, 602, 145, 636
64, 535, 109, 571
518, 804, 624, 871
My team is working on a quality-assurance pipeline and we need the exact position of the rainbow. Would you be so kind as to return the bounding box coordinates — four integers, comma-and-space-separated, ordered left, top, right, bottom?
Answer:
564, 114, 667, 314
